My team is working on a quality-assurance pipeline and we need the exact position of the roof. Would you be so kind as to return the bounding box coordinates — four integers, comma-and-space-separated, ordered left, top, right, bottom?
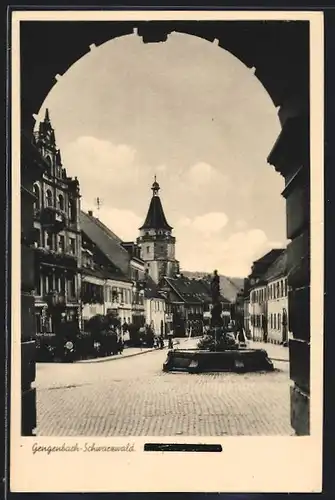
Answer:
80, 211, 131, 277
252, 249, 284, 267
139, 195, 172, 231
182, 271, 237, 302
164, 276, 203, 304
263, 250, 287, 282
196, 276, 231, 304
162, 275, 228, 305
144, 274, 165, 299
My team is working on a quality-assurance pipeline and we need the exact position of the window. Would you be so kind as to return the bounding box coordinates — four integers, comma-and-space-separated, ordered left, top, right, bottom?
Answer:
270, 314, 273, 329
147, 246, 150, 253
35, 275, 41, 296
280, 280, 283, 297
46, 189, 53, 207
45, 231, 53, 250
276, 282, 280, 298
58, 194, 64, 211
55, 276, 61, 292
67, 276, 76, 298
278, 313, 281, 330
33, 183, 41, 210
33, 229, 41, 248
274, 314, 277, 329
69, 237, 76, 255
43, 274, 53, 294
284, 278, 288, 296
68, 199, 76, 222
58, 235, 65, 253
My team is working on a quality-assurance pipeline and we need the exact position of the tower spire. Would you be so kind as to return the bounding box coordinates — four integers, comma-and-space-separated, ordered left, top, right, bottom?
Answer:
151, 175, 160, 197
44, 108, 50, 122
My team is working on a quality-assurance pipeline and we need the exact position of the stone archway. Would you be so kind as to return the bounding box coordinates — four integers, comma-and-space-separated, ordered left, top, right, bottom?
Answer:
20, 19, 310, 435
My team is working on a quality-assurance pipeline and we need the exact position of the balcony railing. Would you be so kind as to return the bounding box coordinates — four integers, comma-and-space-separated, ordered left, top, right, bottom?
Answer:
40, 206, 66, 232
35, 247, 78, 269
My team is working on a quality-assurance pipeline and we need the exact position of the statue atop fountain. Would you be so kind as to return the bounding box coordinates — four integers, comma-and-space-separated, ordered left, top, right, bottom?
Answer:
210, 269, 223, 328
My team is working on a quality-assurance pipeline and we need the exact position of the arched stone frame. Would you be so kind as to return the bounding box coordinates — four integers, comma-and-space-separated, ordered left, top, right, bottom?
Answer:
45, 187, 53, 207
32, 182, 41, 210
44, 154, 52, 174
20, 19, 311, 436
58, 193, 65, 211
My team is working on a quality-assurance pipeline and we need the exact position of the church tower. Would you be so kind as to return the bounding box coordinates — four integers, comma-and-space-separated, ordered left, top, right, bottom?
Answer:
137, 177, 179, 284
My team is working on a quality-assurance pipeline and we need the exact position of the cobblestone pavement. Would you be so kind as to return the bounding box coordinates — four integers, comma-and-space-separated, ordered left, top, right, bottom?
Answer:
36, 338, 293, 436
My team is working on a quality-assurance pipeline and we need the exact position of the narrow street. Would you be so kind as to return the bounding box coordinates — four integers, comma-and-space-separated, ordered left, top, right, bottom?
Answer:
36, 339, 293, 436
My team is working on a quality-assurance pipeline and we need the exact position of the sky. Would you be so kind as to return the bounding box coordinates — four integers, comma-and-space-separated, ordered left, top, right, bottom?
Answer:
35, 31, 286, 278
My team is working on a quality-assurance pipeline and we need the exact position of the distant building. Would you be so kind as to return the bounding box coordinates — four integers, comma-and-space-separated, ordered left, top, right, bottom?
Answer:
263, 251, 289, 345
247, 249, 289, 344
144, 274, 166, 336
32, 109, 81, 335
137, 177, 179, 284
159, 275, 230, 336
80, 210, 145, 328
80, 228, 133, 328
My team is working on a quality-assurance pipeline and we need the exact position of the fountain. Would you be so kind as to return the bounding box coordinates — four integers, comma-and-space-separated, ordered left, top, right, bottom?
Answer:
162, 270, 274, 373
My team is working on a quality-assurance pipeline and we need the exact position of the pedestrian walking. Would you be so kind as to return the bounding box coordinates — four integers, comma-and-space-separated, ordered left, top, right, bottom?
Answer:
167, 330, 174, 349
117, 328, 124, 354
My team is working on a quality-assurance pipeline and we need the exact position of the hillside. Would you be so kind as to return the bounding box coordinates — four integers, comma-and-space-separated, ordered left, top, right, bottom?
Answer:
182, 271, 244, 303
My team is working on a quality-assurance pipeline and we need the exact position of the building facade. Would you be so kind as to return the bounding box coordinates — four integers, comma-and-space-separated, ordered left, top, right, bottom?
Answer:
249, 283, 268, 341
80, 211, 145, 329
81, 241, 133, 329
160, 276, 210, 336
137, 177, 179, 284
32, 110, 81, 337
21, 131, 46, 434
264, 253, 289, 345
247, 249, 289, 345
144, 275, 166, 336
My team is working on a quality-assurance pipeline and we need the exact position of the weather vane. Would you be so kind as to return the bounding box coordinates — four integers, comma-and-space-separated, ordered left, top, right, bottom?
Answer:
94, 197, 103, 218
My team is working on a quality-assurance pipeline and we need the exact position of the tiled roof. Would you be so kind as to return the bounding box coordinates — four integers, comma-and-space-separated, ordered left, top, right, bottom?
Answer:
182, 271, 236, 302
263, 250, 287, 282
163, 275, 228, 305
164, 277, 203, 304
144, 274, 164, 299
253, 249, 284, 267
80, 211, 130, 277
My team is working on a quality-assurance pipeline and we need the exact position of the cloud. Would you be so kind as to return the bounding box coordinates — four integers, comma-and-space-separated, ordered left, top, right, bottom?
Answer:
188, 212, 228, 235
63, 136, 141, 184
174, 215, 285, 277
235, 219, 248, 230
184, 162, 228, 191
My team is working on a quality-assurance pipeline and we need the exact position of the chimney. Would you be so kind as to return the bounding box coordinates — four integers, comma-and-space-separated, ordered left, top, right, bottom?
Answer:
88, 210, 93, 216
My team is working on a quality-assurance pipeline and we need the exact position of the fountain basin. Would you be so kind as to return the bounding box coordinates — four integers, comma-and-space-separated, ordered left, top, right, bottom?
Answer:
162, 348, 274, 373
